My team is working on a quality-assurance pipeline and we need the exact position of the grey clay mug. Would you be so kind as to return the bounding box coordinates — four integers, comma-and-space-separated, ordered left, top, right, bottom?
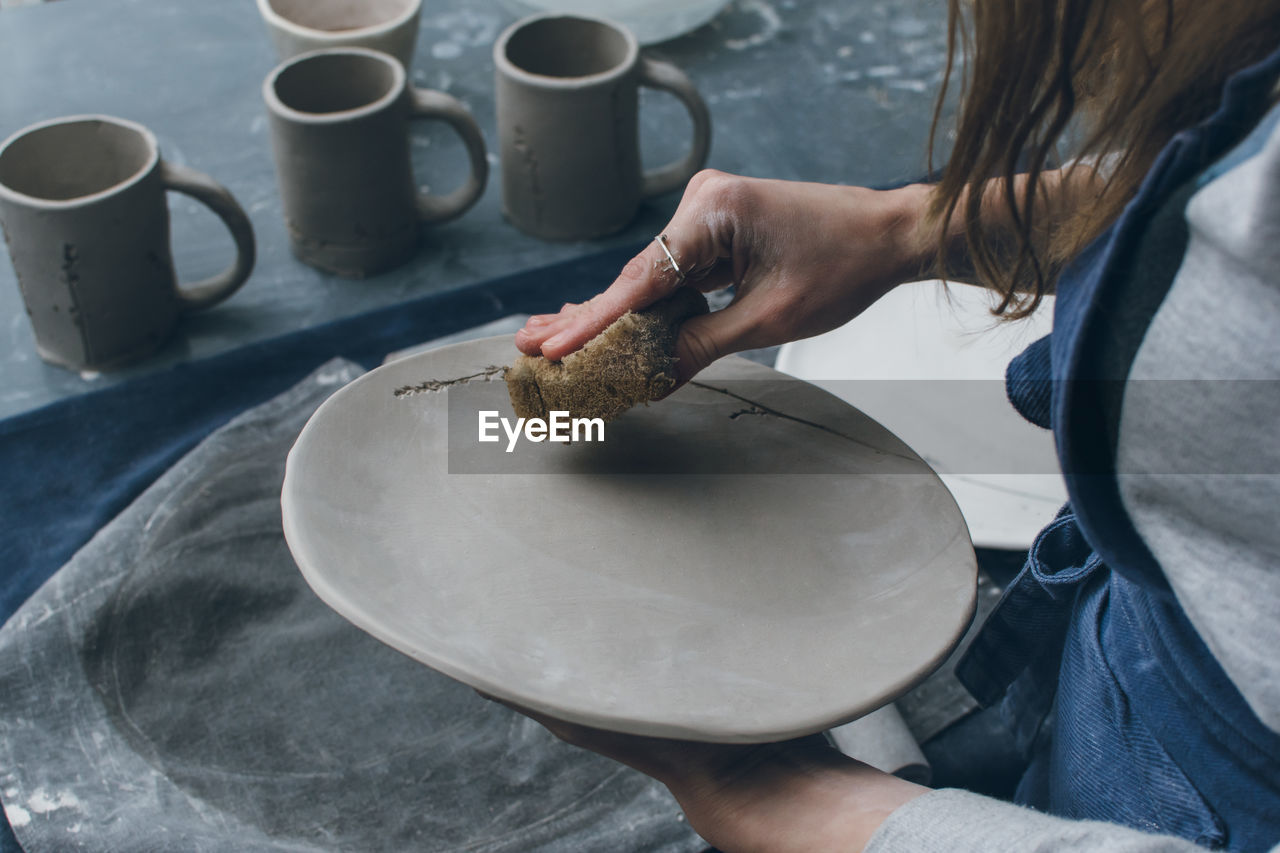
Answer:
264, 48, 489, 278
0, 115, 256, 372
494, 14, 713, 241
256, 0, 422, 68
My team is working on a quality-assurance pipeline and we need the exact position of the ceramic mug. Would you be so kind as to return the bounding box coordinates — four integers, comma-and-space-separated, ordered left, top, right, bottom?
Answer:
263, 48, 489, 278
0, 115, 255, 371
256, 0, 422, 67
494, 14, 712, 241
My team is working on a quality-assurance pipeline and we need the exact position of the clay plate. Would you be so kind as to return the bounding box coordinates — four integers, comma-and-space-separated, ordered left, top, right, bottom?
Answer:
281, 335, 976, 743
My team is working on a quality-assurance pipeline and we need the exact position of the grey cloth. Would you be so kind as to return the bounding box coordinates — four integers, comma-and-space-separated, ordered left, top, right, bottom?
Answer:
869, 790, 1217, 852
0, 360, 702, 853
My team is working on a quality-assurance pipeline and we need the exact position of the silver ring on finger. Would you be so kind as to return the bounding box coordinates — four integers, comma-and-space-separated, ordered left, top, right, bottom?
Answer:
654, 233, 685, 283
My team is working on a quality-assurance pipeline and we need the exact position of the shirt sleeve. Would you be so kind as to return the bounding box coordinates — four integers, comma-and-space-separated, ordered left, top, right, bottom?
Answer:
864, 789, 1274, 852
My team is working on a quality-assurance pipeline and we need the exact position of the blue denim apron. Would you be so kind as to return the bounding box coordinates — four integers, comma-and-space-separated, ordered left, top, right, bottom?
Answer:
955, 45, 1280, 851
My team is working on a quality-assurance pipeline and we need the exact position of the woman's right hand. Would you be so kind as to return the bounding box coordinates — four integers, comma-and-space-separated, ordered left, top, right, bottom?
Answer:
515, 170, 937, 386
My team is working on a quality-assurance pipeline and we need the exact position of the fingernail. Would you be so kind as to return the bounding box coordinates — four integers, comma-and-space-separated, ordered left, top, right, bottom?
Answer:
542, 332, 568, 352
527, 315, 551, 327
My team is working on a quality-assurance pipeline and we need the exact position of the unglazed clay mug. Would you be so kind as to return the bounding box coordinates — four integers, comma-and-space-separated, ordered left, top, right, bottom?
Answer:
0, 115, 255, 371
263, 48, 489, 278
256, 0, 422, 67
494, 14, 712, 241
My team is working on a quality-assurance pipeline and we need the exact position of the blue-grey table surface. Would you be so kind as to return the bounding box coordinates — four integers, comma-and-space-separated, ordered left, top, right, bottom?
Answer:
0, 0, 950, 419
0, 1, 952, 849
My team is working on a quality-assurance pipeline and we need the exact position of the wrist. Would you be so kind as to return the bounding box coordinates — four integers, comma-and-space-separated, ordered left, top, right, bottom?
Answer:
876, 182, 940, 285
791, 757, 929, 853
664, 740, 929, 853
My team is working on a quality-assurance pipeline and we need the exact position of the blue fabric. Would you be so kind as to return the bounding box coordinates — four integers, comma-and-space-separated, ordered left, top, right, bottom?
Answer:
965, 509, 1280, 850
955, 505, 1097, 751
1104, 578, 1280, 844
0, 815, 14, 853
1040, 570, 1229, 847
1006, 520, 1280, 850
1004, 334, 1053, 429
958, 43, 1280, 851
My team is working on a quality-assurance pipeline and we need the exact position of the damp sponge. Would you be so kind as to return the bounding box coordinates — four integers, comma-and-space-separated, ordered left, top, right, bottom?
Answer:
506, 288, 709, 422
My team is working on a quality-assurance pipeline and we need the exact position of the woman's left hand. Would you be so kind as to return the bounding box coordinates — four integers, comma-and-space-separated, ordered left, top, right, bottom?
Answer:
487, 697, 929, 853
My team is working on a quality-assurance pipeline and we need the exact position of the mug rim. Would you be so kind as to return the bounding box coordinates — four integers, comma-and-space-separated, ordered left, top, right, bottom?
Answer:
494, 13, 639, 89
263, 47, 407, 125
0, 114, 159, 211
255, 0, 421, 43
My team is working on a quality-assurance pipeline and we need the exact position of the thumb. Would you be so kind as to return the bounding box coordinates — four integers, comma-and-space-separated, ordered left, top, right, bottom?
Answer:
671, 305, 754, 387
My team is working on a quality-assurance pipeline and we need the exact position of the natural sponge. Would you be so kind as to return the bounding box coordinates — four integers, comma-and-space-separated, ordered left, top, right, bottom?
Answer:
506, 287, 709, 422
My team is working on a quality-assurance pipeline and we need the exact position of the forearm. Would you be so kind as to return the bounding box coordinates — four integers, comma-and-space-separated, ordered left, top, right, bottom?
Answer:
656, 739, 929, 853
891, 166, 1104, 288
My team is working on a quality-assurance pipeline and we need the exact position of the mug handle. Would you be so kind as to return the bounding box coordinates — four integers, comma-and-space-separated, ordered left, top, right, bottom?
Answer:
407, 88, 489, 224
160, 161, 256, 314
638, 57, 712, 199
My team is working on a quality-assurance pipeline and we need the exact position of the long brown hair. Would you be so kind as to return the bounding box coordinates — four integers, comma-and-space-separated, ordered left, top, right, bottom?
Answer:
930, 0, 1280, 317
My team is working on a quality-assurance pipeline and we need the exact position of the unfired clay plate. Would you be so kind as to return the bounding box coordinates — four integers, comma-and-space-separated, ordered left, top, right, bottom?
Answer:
282, 336, 977, 743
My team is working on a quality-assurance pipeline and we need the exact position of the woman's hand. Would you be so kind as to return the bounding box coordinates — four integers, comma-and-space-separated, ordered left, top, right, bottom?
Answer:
515, 170, 935, 385
494, 698, 929, 853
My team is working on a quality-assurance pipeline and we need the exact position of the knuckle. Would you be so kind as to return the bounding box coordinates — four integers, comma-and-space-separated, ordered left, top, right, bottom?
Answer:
684, 168, 724, 195
697, 172, 754, 216
616, 253, 649, 284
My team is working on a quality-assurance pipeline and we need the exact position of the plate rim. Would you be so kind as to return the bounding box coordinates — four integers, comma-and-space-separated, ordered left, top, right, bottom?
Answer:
281, 335, 979, 743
